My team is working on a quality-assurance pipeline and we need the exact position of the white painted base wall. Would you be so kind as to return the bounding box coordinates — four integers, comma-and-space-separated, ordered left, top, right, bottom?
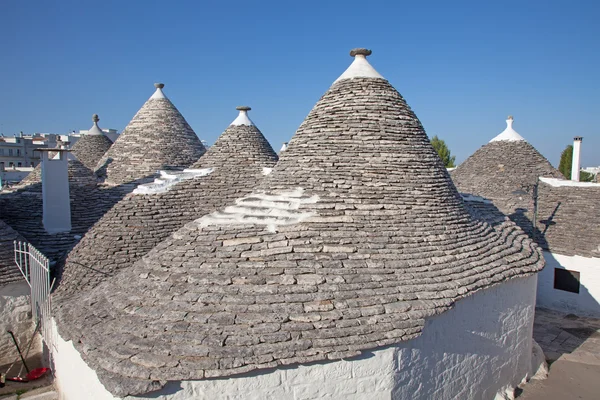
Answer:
53, 275, 538, 400
0, 282, 40, 366
537, 251, 600, 317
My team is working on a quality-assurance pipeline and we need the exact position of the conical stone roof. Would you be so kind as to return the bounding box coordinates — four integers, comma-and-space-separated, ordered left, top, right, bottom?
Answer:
450, 116, 564, 234
55, 107, 277, 299
95, 83, 206, 185
70, 114, 114, 171
57, 49, 544, 397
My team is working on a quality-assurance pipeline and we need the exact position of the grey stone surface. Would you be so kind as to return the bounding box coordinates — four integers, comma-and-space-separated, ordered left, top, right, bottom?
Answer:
17, 154, 97, 188
54, 115, 277, 299
56, 56, 544, 397
450, 140, 564, 238
0, 181, 134, 265
95, 85, 206, 185
70, 134, 113, 172
0, 219, 25, 286
536, 182, 600, 258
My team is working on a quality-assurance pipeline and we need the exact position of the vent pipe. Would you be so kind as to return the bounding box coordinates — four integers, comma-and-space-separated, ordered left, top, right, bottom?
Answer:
571, 136, 583, 181
38, 148, 72, 233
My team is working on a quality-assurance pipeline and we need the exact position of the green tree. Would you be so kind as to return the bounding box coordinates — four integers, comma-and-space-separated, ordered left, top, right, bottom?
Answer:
558, 145, 573, 179
431, 135, 456, 168
558, 144, 594, 182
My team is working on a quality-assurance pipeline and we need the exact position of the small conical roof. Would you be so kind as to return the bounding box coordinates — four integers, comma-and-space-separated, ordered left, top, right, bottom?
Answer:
95, 83, 206, 185
56, 50, 543, 397
56, 106, 277, 299
71, 114, 114, 171
451, 115, 564, 217
192, 106, 277, 169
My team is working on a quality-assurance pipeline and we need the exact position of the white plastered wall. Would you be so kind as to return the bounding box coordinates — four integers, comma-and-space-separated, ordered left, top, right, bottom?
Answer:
537, 251, 600, 317
54, 275, 537, 400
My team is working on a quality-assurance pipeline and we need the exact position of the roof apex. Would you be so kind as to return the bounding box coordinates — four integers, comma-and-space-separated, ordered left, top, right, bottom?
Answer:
150, 83, 167, 100
230, 107, 254, 126
87, 114, 105, 136
334, 48, 384, 83
489, 116, 527, 143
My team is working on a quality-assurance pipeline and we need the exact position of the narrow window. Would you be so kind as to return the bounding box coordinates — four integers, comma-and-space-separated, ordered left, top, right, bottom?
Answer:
554, 268, 580, 293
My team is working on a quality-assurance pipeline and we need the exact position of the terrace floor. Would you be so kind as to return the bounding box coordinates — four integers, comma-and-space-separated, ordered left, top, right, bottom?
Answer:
518, 307, 600, 399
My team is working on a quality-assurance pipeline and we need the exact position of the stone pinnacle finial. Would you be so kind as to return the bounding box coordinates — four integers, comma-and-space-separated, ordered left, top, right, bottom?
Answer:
236, 106, 251, 111
92, 114, 99, 123
507, 115, 514, 120
154, 83, 165, 89
350, 48, 372, 57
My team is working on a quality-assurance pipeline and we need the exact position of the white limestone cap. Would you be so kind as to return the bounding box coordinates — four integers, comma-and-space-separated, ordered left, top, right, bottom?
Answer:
231, 106, 255, 126
334, 48, 384, 83
87, 114, 104, 136
489, 116, 527, 142
150, 82, 167, 100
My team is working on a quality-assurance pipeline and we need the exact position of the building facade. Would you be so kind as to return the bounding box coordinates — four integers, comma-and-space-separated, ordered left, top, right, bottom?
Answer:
0, 134, 54, 169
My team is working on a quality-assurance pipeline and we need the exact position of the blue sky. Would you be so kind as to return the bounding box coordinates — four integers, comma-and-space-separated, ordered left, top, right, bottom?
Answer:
1, 0, 598, 167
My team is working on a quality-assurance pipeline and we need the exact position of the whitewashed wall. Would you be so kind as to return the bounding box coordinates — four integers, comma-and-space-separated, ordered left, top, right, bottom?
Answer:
0, 282, 40, 366
537, 251, 600, 317
54, 275, 537, 400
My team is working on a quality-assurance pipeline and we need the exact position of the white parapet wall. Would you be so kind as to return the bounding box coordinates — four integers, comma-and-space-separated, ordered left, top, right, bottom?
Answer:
537, 251, 600, 317
53, 275, 537, 400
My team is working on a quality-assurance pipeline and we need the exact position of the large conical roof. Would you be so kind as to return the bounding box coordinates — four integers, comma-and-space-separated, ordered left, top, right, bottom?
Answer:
57, 49, 543, 397
95, 83, 206, 185
451, 116, 564, 233
70, 114, 113, 171
55, 107, 277, 299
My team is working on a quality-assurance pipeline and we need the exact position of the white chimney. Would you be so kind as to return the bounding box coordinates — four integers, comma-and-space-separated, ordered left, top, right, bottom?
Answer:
39, 148, 71, 233
571, 136, 583, 181
280, 142, 288, 153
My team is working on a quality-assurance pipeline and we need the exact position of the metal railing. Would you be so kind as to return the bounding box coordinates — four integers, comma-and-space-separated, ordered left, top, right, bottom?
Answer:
14, 241, 57, 358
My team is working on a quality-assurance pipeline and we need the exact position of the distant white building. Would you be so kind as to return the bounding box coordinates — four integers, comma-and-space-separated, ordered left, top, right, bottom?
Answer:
0, 133, 56, 170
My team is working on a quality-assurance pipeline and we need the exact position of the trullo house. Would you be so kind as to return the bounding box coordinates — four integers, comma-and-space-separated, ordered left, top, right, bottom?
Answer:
53, 49, 544, 400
